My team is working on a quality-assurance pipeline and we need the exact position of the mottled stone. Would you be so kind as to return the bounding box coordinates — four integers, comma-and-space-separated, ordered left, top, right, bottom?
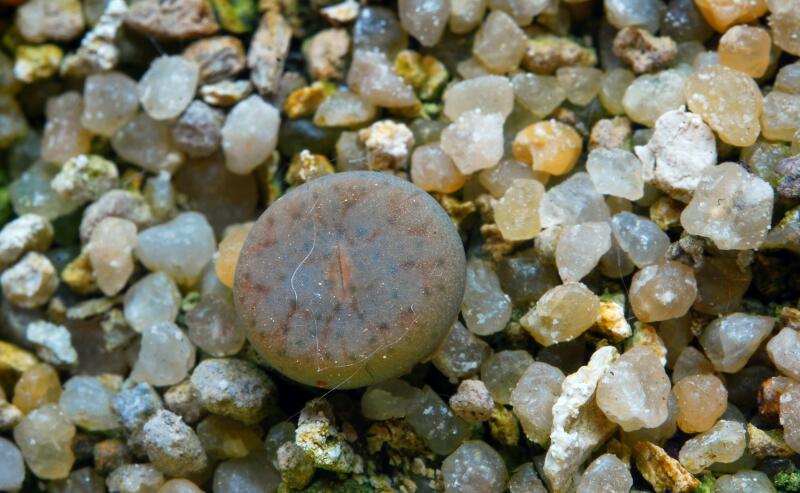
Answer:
183, 36, 245, 84
190, 358, 275, 424
442, 441, 508, 493
124, 0, 219, 40
141, 410, 207, 477
1, 252, 58, 309
247, 10, 291, 95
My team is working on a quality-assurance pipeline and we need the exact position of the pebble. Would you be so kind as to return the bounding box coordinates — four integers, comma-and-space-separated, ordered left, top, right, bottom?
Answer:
13, 363, 61, 413
613, 27, 677, 74
678, 419, 746, 473
715, 471, 776, 493
767, 328, 800, 381
183, 36, 246, 84
221, 95, 280, 175
13, 44, 63, 83
672, 346, 714, 383
406, 386, 468, 455
138, 56, 199, 121
313, 89, 377, 127
106, 464, 165, 493
512, 73, 566, 119
13, 404, 76, 480
60, 0, 127, 77
60, 376, 120, 431
611, 212, 670, 268
190, 358, 275, 424
521, 282, 600, 346
597, 345, 671, 431
633, 441, 699, 493
761, 90, 800, 142
185, 294, 246, 357
510, 362, 564, 445
480, 350, 534, 405
247, 10, 292, 95
629, 260, 697, 322
539, 172, 610, 228
111, 114, 185, 175
200, 80, 253, 107
512, 120, 583, 175
42, 92, 92, 165
51, 154, 119, 205
124, 272, 181, 333
131, 322, 196, 387
604, 0, 665, 32
159, 479, 204, 493
622, 69, 686, 127
508, 463, 548, 493
81, 71, 138, 136
361, 379, 421, 420
495, 179, 545, 241
295, 399, 363, 473
684, 65, 763, 147
694, 0, 767, 32
587, 148, 645, 200
124, 0, 219, 40
212, 450, 281, 493
111, 381, 163, 432
699, 312, 774, 373
1, 252, 58, 309
0, 213, 53, 270
673, 374, 727, 433
87, 217, 137, 296
0, 436, 25, 491
449, 379, 494, 422
167, 102, 223, 159
16, 0, 85, 43
358, 119, 414, 170
197, 415, 262, 460
398, 0, 449, 47
321, 0, 360, 23
557, 66, 603, 105
410, 143, 466, 194
556, 222, 612, 282
780, 383, 800, 452
164, 382, 205, 425
347, 49, 417, 108
432, 321, 492, 382
135, 212, 216, 287
141, 410, 207, 477
634, 108, 717, 201
440, 110, 505, 174
443, 76, 514, 121
461, 258, 512, 336
442, 441, 508, 493
718, 25, 771, 78
576, 454, 633, 493
473, 11, 527, 73
0, 95, 27, 149
479, 159, 544, 199
303, 29, 350, 81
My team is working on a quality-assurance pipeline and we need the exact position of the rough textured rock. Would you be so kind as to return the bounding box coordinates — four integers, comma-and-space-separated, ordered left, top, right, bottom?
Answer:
0, 214, 53, 271
183, 36, 246, 84
171, 101, 224, 158
141, 410, 207, 477
124, 0, 219, 40
613, 27, 677, 74
449, 380, 495, 422
247, 10, 292, 95
1, 252, 58, 309
190, 358, 275, 424
634, 441, 699, 493
16, 0, 85, 43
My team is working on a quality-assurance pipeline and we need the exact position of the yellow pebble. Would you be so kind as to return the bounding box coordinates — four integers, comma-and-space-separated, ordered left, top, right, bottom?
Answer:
512, 120, 583, 175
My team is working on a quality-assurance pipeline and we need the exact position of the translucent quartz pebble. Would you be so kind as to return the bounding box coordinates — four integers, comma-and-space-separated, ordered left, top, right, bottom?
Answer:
715, 471, 776, 493
410, 144, 466, 194
556, 222, 611, 282
681, 163, 773, 250
699, 313, 774, 373
596, 345, 670, 431
489, 0, 549, 25
693, 256, 751, 314
398, 0, 449, 47
678, 420, 746, 474
443, 76, 514, 121
185, 294, 246, 357
672, 346, 714, 383
767, 328, 800, 381
138, 56, 199, 120
361, 379, 421, 420
634, 108, 717, 201
508, 463, 547, 493
556, 67, 603, 106
135, 212, 216, 287
604, 0, 665, 32
221, 95, 280, 175
775, 61, 800, 93
621, 392, 678, 446
480, 350, 534, 405
611, 212, 669, 268
13, 404, 75, 480
214, 223, 252, 289
622, 69, 686, 127
9, 163, 80, 220
718, 25, 771, 78
13, 363, 61, 413
473, 11, 527, 73
512, 120, 583, 175
685, 65, 763, 146
673, 374, 727, 433
59, 376, 119, 431
780, 384, 800, 452
521, 282, 601, 346
760, 91, 800, 142
600, 68, 635, 115
695, 0, 768, 32
212, 450, 281, 493
0, 437, 25, 491
159, 479, 204, 493
88, 217, 137, 296
586, 148, 644, 200
111, 113, 184, 174
42, 92, 92, 165
768, 1, 800, 56
511, 73, 566, 119
440, 110, 504, 174
462, 258, 512, 336
406, 386, 468, 455
347, 49, 417, 108
629, 261, 697, 322
497, 248, 560, 307
432, 321, 492, 382
81, 71, 139, 136
539, 172, 610, 228
313, 90, 377, 128
107, 464, 165, 493
131, 322, 196, 387
124, 272, 181, 333
575, 454, 633, 493
479, 159, 544, 199
510, 362, 564, 445
352, 6, 407, 56
442, 441, 508, 493
495, 179, 545, 241
449, 0, 487, 33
